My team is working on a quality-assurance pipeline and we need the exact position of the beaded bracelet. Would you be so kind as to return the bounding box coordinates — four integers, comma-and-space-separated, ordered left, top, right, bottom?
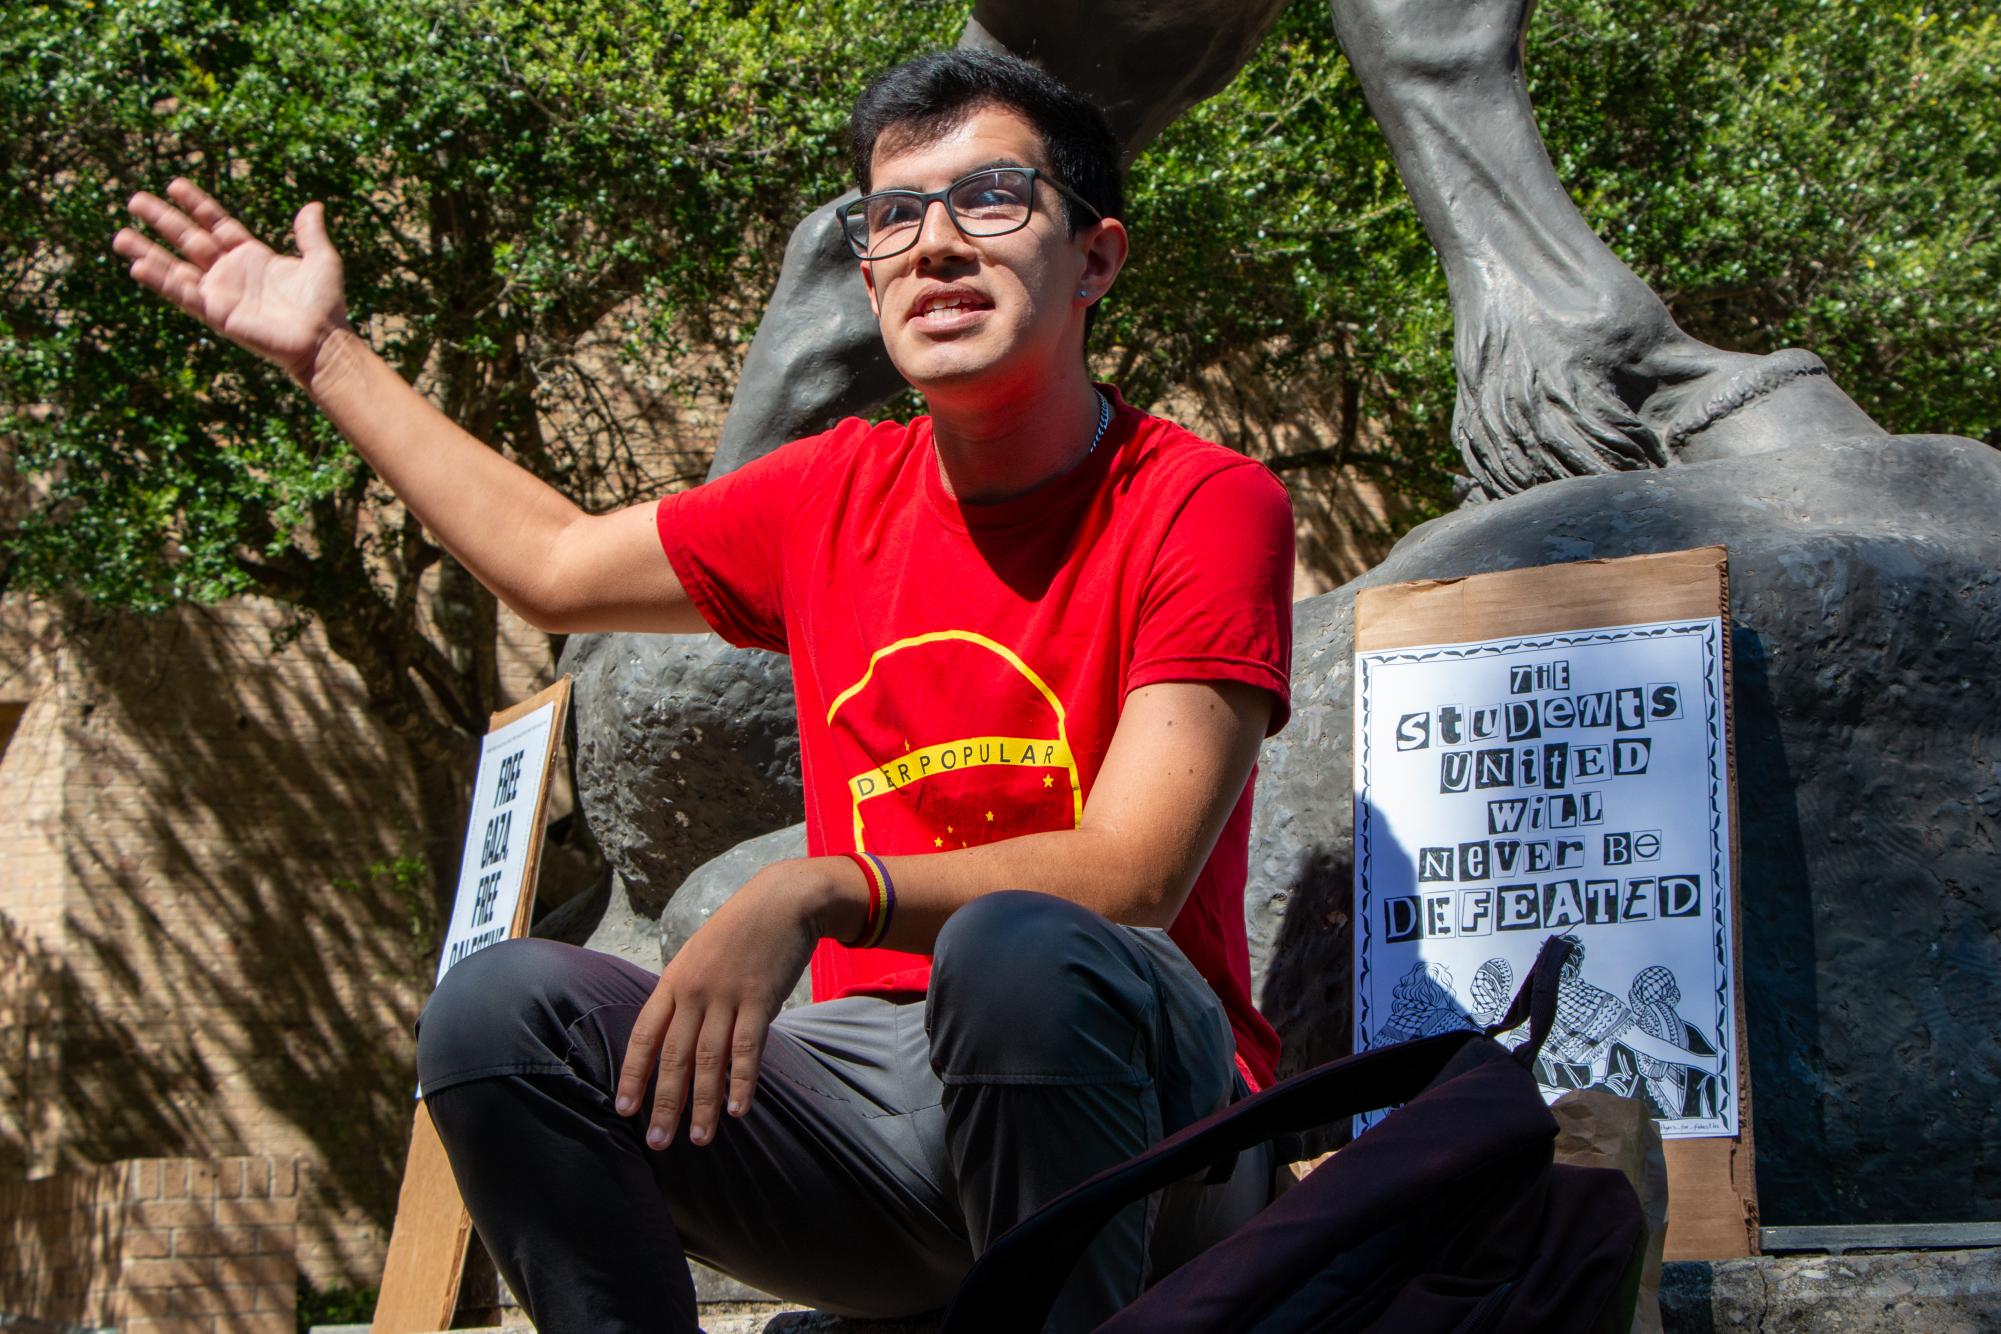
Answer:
840, 851, 895, 949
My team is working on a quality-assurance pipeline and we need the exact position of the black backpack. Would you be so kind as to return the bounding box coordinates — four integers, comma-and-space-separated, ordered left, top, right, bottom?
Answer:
940, 936, 1646, 1333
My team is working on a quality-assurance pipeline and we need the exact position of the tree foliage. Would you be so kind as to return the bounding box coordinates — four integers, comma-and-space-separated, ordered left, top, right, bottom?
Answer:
3, 0, 1995, 870
1, 0, 957, 877
1107, 4, 1456, 509
1533, 0, 1999, 449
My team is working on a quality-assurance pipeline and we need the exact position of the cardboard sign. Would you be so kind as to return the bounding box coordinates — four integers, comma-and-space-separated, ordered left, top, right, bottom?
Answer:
375, 677, 571, 1334
1353, 549, 1755, 1260
372, 1102, 470, 1334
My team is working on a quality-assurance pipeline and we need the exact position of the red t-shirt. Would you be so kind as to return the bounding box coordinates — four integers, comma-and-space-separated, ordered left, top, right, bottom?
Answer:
656, 389, 1291, 1087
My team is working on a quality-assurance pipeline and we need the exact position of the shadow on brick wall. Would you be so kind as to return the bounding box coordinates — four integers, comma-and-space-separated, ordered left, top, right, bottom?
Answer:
18, 601, 444, 1285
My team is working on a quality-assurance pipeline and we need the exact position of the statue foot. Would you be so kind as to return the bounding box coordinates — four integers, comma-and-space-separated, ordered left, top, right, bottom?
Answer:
1660, 349, 1884, 463
1455, 297, 1884, 497
1446, 277, 1734, 496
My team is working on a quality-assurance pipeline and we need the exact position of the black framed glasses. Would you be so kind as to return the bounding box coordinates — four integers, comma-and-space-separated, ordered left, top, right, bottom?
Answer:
838, 167, 1102, 260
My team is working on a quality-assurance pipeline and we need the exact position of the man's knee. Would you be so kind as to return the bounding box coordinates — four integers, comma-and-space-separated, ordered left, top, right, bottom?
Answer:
927, 891, 1156, 1084
415, 937, 606, 1091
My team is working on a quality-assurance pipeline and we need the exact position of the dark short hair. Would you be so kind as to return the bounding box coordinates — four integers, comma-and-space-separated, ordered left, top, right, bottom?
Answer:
849, 50, 1124, 234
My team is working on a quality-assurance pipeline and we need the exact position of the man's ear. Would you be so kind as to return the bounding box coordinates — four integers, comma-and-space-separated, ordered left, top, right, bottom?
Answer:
861, 260, 881, 319
1078, 217, 1130, 304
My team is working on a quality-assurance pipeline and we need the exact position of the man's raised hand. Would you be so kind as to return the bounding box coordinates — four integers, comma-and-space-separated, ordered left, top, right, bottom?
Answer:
114, 179, 350, 385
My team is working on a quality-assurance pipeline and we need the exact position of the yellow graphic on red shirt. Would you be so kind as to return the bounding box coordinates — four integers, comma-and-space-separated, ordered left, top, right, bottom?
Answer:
825, 629, 1083, 853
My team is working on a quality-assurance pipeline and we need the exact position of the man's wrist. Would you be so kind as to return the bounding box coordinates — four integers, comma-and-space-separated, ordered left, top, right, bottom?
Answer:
789, 855, 871, 944
299, 319, 364, 399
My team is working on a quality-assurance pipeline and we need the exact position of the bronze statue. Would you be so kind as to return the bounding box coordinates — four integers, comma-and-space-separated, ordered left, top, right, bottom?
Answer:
572, 0, 2001, 1231
1330, 0, 1885, 496
1243, 0, 2001, 1230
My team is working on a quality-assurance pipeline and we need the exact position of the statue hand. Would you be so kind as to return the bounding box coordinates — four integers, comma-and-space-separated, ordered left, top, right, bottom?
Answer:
114, 178, 352, 385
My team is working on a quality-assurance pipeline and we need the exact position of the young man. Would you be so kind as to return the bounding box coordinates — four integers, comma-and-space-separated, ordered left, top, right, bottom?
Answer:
117, 51, 1292, 1332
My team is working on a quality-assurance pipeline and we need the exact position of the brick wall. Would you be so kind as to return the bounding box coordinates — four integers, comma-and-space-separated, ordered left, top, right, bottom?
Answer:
0, 600, 66, 1182
60, 603, 427, 1285
0, 593, 573, 1290
1, 598, 428, 1287
0, 1154, 299, 1333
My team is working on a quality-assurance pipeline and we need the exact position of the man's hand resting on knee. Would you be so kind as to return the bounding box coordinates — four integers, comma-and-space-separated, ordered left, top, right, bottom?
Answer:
615, 860, 855, 1149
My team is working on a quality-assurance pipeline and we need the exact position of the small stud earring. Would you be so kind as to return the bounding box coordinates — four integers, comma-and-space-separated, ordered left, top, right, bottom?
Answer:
1078, 288, 1091, 300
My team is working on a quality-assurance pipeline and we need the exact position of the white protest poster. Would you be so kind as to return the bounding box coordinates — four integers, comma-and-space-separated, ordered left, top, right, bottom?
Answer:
434, 680, 570, 987
1354, 608, 1738, 1140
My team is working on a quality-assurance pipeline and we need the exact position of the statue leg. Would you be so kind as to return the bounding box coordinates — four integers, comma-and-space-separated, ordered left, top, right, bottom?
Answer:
961, 0, 1290, 160
709, 1, 1290, 478
707, 194, 909, 479
1329, 0, 1882, 497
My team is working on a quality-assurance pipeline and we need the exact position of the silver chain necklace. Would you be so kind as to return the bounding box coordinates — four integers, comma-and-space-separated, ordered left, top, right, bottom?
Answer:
1086, 389, 1112, 456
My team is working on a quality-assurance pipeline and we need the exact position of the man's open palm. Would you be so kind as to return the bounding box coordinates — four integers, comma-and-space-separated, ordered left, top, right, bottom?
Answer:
114, 178, 348, 383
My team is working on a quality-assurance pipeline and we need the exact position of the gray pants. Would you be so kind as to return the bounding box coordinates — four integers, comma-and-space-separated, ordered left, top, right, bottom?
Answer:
415, 891, 1275, 1333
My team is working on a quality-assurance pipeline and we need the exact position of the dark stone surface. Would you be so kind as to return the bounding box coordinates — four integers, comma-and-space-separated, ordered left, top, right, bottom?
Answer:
1659, 1249, 2001, 1333
1248, 431, 2001, 1225
708, 193, 909, 479
529, 868, 663, 966
961, 0, 1288, 161
560, 631, 802, 918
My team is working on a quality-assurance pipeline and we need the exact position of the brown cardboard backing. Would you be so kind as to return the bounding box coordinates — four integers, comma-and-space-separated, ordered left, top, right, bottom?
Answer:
371, 1102, 467, 1333
1354, 548, 1756, 1260
372, 677, 574, 1333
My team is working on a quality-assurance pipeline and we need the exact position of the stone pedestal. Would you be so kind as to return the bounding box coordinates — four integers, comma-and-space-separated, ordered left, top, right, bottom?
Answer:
1249, 432, 2001, 1225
